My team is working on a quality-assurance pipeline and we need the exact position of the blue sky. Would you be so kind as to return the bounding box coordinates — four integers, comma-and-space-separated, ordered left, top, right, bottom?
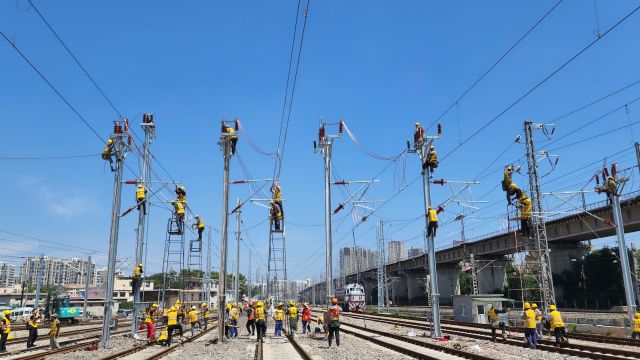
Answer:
1, 1, 640, 282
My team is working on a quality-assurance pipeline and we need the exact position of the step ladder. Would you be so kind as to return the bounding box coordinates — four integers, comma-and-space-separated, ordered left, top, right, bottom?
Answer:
160, 215, 185, 308
267, 215, 288, 303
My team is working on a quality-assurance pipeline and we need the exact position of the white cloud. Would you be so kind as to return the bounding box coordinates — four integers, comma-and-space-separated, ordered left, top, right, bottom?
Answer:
21, 177, 95, 219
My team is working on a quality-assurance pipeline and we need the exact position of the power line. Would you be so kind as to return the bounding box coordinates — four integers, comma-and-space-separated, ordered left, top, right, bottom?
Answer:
0, 153, 99, 160
427, 0, 564, 130
27, 0, 123, 119
441, 4, 640, 162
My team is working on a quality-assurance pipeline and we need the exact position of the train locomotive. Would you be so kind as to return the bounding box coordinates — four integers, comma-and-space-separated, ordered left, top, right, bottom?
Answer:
335, 283, 366, 313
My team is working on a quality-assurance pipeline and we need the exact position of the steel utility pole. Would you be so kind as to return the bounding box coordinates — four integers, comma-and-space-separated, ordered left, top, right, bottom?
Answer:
409, 122, 442, 337
377, 220, 387, 313
610, 175, 636, 320
217, 120, 235, 343
84, 255, 91, 318
635, 142, 640, 177
204, 228, 212, 304
234, 199, 241, 304
131, 113, 154, 338
314, 122, 341, 302
524, 121, 556, 311
35, 254, 45, 309
102, 120, 129, 348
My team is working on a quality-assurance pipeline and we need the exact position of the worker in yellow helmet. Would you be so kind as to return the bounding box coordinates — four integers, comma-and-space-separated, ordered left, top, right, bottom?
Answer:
48, 314, 61, 349
200, 303, 209, 331
631, 312, 640, 340
172, 201, 185, 232
427, 206, 438, 239
424, 145, 438, 177
532, 303, 543, 340
224, 303, 231, 339
136, 184, 147, 214
102, 138, 115, 171
144, 305, 157, 341
487, 304, 508, 342
0, 309, 10, 352
229, 303, 239, 338
225, 125, 238, 155
255, 301, 266, 342
273, 303, 284, 336
502, 164, 515, 202
270, 201, 282, 231
518, 195, 532, 238
287, 300, 299, 337
271, 182, 284, 218
166, 306, 182, 346
175, 186, 187, 205
521, 302, 537, 349
194, 215, 205, 242
546, 304, 567, 346
131, 263, 143, 294
188, 306, 199, 337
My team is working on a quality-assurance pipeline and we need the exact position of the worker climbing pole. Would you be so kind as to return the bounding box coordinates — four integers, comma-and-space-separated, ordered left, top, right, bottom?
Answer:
596, 163, 637, 321
101, 119, 130, 348
314, 122, 342, 303
408, 121, 442, 338
130, 113, 155, 338
217, 119, 237, 343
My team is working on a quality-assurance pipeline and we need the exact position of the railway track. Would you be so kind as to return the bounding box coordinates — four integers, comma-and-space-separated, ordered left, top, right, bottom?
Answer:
254, 337, 263, 360
6, 320, 133, 346
340, 312, 640, 360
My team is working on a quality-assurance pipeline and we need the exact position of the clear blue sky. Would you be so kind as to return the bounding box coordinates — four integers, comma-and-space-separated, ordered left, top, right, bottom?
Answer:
1, 1, 639, 282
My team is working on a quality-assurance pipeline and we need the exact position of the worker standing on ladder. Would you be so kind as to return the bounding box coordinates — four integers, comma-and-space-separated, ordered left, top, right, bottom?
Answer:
518, 193, 532, 238
102, 138, 115, 171
424, 145, 438, 176
194, 215, 205, 242
271, 182, 284, 217
605, 176, 617, 205
131, 263, 143, 294
136, 184, 147, 214
175, 186, 187, 205
270, 201, 282, 231
200, 303, 209, 331
427, 206, 438, 239
172, 201, 185, 232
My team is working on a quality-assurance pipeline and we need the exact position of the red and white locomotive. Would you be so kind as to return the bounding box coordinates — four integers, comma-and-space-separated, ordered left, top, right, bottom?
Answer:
335, 283, 366, 313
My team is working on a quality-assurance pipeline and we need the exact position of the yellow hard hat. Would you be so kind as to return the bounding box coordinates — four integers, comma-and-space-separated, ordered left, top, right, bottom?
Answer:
107, 139, 113, 144
202, 303, 207, 307
232, 303, 237, 308
138, 184, 143, 187
180, 186, 185, 191
170, 306, 176, 311
3, 310, 10, 316
256, 301, 264, 307
549, 304, 556, 311
226, 303, 231, 309
524, 302, 530, 309
635, 312, 640, 318
175, 300, 181, 304
510, 183, 517, 190
152, 303, 158, 308
531, 303, 537, 309
270, 200, 275, 205
289, 300, 295, 306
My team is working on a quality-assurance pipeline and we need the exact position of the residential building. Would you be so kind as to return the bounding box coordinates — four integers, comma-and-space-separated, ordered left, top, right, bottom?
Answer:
408, 247, 424, 258
388, 241, 405, 264
20, 257, 95, 287
340, 247, 377, 277
0, 263, 16, 287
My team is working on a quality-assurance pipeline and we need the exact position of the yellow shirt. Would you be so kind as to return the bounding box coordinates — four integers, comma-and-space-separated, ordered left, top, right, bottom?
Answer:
428, 209, 438, 222
230, 308, 239, 320
520, 198, 532, 219
202, 308, 209, 319
174, 202, 185, 215
549, 310, 565, 330
188, 309, 198, 323
488, 308, 498, 322
288, 306, 298, 319
197, 219, 205, 229
1, 318, 9, 334
523, 309, 536, 329
256, 307, 265, 321
50, 318, 60, 336
136, 186, 146, 200
274, 309, 284, 321
167, 310, 178, 325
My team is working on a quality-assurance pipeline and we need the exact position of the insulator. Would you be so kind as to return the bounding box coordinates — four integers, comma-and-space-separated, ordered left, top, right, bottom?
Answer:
234, 118, 239, 131
319, 126, 325, 141
603, 167, 609, 178
124, 180, 138, 184
437, 123, 442, 136
339, 121, 343, 134
611, 164, 618, 178
595, 174, 600, 186
124, 118, 129, 132
221, 123, 226, 134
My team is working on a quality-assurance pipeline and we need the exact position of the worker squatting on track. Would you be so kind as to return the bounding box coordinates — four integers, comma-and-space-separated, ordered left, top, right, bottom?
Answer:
520, 302, 568, 348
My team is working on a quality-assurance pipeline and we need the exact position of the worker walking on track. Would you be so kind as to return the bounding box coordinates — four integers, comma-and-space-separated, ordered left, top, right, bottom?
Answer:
49, 314, 60, 349
255, 301, 267, 342
0, 310, 9, 352
301, 303, 311, 334
102, 138, 115, 171
427, 206, 438, 239
26, 315, 38, 348
246, 302, 255, 336
136, 184, 147, 214
145, 304, 157, 341
522, 302, 537, 349
229, 303, 239, 338
327, 298, 341, 347
532, 303, 543, 340
632, 312, 640, 339
487, 304, 507, 342
546, 305, 567, 346
200, 303, 209, 331
188, 306, 199, 337
194, 215, 205, 242
166, 306, 182, 346
288, 300, 299, 338
274, 303, 284, 336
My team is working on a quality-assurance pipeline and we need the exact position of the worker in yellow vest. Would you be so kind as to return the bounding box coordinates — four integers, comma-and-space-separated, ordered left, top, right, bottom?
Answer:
287, 301, 299, 337
225, 125, 238, 155
487, 304, 507, 342
531, 303, 544, 340
102, 138, 115, 171
145, 304, 157, 341
521, 302, 537, 349
166, 306, 182, 346
172, 201, 185, 232
229, 304, 239, 338
201, 303, 209, 330
271, 183, 284, 217
427, 207, 438, 239
273, 303, 284, 336
546, 305, 567, 347
0, 310, 10, 353
136, 184, 147, 214
188, 306, 199, 337
255, 301, 266, 342
425, 145, 438, 176
194, 215, 205, 242
49, 314, 61, 349
518, 195, 532, 238
26, 314, 38, 348
632, 312, 640, 340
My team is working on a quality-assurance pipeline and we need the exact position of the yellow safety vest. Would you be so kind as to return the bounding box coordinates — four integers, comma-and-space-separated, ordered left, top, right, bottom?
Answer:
549, 310, 565, 330
29, 319, 38, 329
428, 209, 438, 222
50, 319, 60, 335
274, 186, 282, 201
1, 318, 9, 334
167, 310, 178, 325
488, 308, 498, 322
175, 202, 185, 214
274, 309, 284, 321
158, 328, 168, 341
524, 309, 536, 329
427, 150, 438, 163
133, 266, 142, 278
230, 308, 239, 320
288, 306, 298, 319
188, 310, 198, 323
521, 198, 532, 219
197, 219, 205, 229
202, 308, 209, 319
256, 307, 265, 321
227, 127, 237, 139
136, 186, 145, 200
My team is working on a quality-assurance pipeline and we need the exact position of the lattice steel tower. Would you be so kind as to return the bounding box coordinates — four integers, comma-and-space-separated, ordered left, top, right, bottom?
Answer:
524, 121, 556, 310
267, 208, 288, 302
